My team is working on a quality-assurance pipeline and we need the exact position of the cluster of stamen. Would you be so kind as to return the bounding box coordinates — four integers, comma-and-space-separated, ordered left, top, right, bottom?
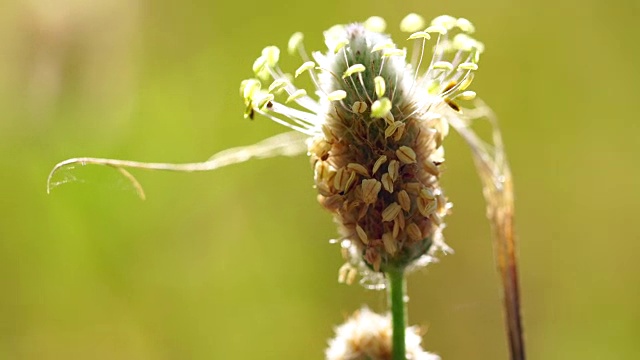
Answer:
240, 13, 484, 285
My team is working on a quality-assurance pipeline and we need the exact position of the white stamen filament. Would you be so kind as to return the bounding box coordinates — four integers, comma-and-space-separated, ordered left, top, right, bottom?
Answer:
255, 108, 317, 135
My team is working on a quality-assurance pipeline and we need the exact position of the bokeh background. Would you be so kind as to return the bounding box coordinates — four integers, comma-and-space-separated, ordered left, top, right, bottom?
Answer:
1, 0, 639, 359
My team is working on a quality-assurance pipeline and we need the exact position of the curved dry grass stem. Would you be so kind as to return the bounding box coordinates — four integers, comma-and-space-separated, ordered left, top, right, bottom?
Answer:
449, 100, 525, 360
46, 131, 309, 199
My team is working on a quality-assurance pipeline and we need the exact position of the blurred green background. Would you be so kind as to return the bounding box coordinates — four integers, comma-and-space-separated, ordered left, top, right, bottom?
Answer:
1, 0, 639, 359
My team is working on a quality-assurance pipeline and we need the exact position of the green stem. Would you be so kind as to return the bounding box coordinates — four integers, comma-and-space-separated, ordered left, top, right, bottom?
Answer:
388, 268, 407, 360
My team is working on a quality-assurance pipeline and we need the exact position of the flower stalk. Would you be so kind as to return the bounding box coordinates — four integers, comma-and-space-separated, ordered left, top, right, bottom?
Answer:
388, 268, 407, 360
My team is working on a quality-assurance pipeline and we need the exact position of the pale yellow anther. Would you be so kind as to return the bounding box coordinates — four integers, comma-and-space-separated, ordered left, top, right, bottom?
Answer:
327, 90, 347, 101
420, 187, 435, 200
344, 171, 357, 192
431, 15, 457, 30
333, 167, 347, 191
382, 232, 397, 254
406, 223, 423, 241
352, 101, 367, 113
356, 224, 369, 244
456, 18, 475, 33
347, 163, 369, 177
381, 173, 394, 193
252, 56, 267, 74
382, 202, 402, 222
286, 89, 307, 103
342, 64, 366, 78
374, 76, 386, 98
396, 146, 417, 164
400, 13, 425, 33
295, 61, 316, 78
372, 155, 387, 175
383, 111, 395, 126
372, 42, 395, 52
332, 38, 349, 54
388, 160, 400, 181
432, 61, 454, 71
268, 78, 288, 93
425, 25, 447, 35
385, 122, 400, 139
311, 138, 331, 160
324, 24, 345, 39
423, 160, 440, 176
364, 16, 387, 32
255, 67, 270, 83
338, 263, 357, 284
398, 190, 411, 212
458, 62, 479, 71
361, 179, 382, 204
371, 98, 392, 118
456, 90, 477, 101
458, 73, 475, 91
407, 31, 431, 41
261, 46, 280, 67
384, 124, 396, 139
242, 79, 261, 100
288, 32, 304, 55
314, 160, 329, 181
417, 197, 438, 217
453, 33, 479, 52
393, 123, 405, 141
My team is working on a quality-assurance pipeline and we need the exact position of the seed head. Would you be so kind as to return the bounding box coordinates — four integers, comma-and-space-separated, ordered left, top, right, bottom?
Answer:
325, 307, 440, 360
240, 14, 484, 284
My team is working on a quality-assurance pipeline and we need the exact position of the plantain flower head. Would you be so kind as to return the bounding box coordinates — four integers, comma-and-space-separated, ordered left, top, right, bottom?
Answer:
325, 307, 440, 360
240, 13, 484, 287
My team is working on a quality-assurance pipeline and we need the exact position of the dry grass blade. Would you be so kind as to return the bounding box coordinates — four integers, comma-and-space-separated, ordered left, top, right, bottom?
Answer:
47, 131, 309, 199
448, 100, 525, 360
